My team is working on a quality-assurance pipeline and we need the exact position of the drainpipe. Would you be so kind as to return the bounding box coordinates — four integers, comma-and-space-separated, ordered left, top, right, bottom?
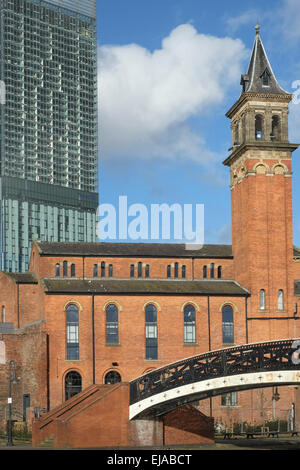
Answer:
245, 296, 248, 344
17, 283, 20, 329
46, 334, 50, 411
207, 295, 212, 417
207, 296, 211, 351
92, 293, 95, 384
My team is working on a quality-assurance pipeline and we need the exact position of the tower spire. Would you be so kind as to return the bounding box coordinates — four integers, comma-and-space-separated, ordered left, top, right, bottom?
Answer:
240, 25, 288, 95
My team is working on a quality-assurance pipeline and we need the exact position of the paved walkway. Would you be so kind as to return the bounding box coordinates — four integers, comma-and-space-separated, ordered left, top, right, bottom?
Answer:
1, 437, 300, 451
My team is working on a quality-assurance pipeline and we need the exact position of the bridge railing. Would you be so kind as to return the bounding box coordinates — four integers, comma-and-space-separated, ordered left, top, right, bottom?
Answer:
130, 339, 300, 405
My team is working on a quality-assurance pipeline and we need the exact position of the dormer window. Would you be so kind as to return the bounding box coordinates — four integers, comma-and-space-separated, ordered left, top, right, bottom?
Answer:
261, 68, 271, 87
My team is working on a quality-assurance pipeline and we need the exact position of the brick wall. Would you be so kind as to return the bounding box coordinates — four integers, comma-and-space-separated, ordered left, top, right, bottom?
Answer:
0, 323, 48, 427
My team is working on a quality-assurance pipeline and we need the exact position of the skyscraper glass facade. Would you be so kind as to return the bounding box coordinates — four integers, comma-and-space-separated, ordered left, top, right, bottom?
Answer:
0, 0, 98, 272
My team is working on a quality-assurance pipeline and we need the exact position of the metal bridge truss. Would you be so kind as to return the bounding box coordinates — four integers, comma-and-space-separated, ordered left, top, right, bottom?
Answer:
129, 339, 300, 419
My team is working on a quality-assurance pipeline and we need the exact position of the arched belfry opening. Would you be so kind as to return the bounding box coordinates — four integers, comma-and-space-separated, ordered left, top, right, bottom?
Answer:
255, 114, 264, 141
271, 115, 281, 141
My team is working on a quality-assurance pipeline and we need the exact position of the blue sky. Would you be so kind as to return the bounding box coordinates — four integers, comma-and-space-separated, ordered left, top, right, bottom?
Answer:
96, 0, 300, 246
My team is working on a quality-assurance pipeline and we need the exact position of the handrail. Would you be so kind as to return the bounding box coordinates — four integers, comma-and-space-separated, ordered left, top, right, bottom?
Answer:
130, 339, 300, 405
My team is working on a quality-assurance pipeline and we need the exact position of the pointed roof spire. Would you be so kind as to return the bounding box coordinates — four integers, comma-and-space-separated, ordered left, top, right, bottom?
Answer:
240, 25, 288, 95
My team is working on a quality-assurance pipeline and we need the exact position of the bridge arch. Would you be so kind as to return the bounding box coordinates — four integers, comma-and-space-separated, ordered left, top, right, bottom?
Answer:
129, 339, 300, 419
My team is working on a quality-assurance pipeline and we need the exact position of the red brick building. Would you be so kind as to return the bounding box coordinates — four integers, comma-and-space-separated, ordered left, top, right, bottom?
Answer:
1, 26, 300, 434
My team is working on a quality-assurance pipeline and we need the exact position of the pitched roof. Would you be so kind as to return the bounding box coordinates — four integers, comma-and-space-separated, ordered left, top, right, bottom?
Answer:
4, 273, 38, 284
41, 278, 249, 296
35, 240, 233, 259
240, 25, 288, 95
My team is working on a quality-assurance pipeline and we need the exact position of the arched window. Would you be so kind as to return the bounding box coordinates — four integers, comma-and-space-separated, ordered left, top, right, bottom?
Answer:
210, 263, 215, 279
138, 262, 142, 278
93, 264, 98, 277
130, 264, 135, 278
203, 266, 207, 279
255, 114, 263, 140
106, 304, 119, 344
184, 304, 196, 343
242, 114, 246, 143
218, 266, 222, 279
234, 123, 239, 146
101, 262, 106, 277
182, 265, 186, 279
63, 260, 68, 277
65, 371, 82, 401
145, 264, 150, 278
167, 265, 171, 278
105, 371, 121, 385
145, 304, 157, 360
66, 304, 79, 360
1, 306, 5, 323
70, 264, 76, 277
108, 264, 113, 277
278, 290, 284, 311
174, 263, 179, 278
259, 289, 266, 310
55, 264, 60, 277
271, 115, 281, 141
222, 305, 234, 344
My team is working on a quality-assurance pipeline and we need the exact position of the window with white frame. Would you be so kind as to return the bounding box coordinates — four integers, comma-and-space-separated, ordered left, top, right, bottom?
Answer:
66, 304, 79, 360
184, 304, 196, 343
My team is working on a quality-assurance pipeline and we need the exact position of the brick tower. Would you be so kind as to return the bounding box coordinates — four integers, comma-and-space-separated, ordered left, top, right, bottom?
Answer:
223, 25, 299, 340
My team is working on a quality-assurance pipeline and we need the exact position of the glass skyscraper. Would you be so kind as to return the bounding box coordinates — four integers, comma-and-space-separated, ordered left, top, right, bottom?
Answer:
0, 0, 98, 272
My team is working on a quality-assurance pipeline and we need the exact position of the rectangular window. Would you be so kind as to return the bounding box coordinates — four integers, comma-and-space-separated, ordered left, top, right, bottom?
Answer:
67, 323, 79, 360
221, 392, 238, 407
106, 322, 118, 343
184, 324, 195, 343
222, 321, 234, 344
146, 324, 157, 360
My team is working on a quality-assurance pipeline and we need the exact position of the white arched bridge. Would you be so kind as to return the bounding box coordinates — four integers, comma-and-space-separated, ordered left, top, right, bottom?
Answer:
129, 339, 300, 419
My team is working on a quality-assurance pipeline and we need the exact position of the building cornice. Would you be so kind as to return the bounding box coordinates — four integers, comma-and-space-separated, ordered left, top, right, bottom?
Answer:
223, 141, 299, 167
226, 92, 293, 120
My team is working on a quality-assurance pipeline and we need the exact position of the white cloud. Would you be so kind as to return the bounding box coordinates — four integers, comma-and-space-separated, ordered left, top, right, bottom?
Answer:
280, 0, 300, 39
98, 24, 247, 162
226, 9, 262, 34
289, 99, 300, 142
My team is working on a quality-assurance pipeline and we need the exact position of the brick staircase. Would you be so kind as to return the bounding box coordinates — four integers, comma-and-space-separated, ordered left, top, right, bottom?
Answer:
32, 383, 123, 448
32, 383, 215, 448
